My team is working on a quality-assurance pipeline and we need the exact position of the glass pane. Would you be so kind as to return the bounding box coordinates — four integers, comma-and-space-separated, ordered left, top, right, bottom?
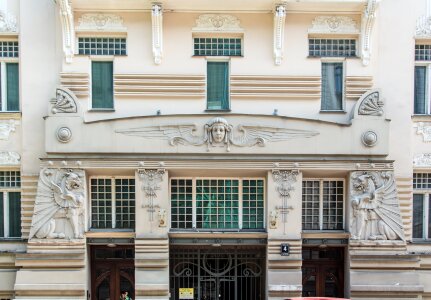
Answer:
8, 192, 21, 237
428, 195, 431, 239
170, 179, 193, 229
321, 63, 343, 111
324, 268, 339, 297
97, 278, 110, 300
92, 61, 113, 109
6, 63, 19, 111
207, 62, 229, 110
414, 66, 427, 114
413, 194, 424, 239
242, 179, 264, 229
91, 178, 113, 228
0, 193, 3, 237
115, 178, 135, 229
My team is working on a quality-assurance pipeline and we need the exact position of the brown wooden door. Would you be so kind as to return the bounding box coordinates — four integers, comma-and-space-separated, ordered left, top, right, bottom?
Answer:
91, 246, 135, 300
301, 247, 344, 297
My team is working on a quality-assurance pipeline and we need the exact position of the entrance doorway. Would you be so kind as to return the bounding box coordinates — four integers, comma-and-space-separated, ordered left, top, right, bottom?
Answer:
91, 246, 135, 300
170, 246, 265, 300
302, 247, 344, 297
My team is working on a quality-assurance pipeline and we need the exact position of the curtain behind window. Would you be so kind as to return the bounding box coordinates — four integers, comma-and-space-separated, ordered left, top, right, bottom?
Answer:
8, 192, 21, 237
207, 61, 229, 110
0, 193, 3, 237
6, 63, 19, 111
92, 61, 113, 109
414, 66, 427, 114
413, 194, 424, 239
321, 62, 343, 111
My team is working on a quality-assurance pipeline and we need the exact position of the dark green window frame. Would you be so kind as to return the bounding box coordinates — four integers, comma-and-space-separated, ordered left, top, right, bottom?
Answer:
0, 171, 21, 238
321, 62, 344, 111
91, 61, 114, 109
0, 62, 19, 112
207, 61, 230, 110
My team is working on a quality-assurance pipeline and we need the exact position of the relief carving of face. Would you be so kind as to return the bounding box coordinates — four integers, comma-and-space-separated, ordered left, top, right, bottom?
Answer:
211, 123, 226, 143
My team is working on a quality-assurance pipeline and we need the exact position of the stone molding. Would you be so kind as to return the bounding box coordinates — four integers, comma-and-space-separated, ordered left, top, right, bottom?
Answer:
273, 4, 286, 66
0, 119, 18, 140
76, 13, 126, 32
414, 122, 431, 142
308, 16, 359, 35
192, 14, 243, 33
361, 0, 378, 66
413, 153, 431, 167
57, 0, 75, 63
151, 4, 163, 65
0, 151, 20, 165
0, 10, 18, 33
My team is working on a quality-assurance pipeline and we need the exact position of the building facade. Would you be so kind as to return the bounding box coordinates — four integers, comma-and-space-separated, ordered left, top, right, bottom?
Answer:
0, 0, 430, 299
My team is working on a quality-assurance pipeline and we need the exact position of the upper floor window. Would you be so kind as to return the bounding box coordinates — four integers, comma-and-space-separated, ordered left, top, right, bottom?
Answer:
0, 41, 19, 112
90, 177, 135, 230
309, 39, 356, 58
171, 178, 264, 230
0, 171, 21, 238
414, 44, 431, 114
91, 61, 113, 109
78, 37, 127, 56
194, 38, 242, 57
321, 62, 344, 111
302, 179, 344, 230
413, 173, 431, 240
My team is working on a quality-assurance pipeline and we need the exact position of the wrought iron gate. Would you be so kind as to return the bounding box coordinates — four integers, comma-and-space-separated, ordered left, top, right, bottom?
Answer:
170, 247, 265, 300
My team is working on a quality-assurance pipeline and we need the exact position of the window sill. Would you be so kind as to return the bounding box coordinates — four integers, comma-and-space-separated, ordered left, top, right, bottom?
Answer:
307, 56, 360, 59
88, 108, 115, 112
412, 114, 431, 121
0, 111, 21, 118
205, 109, 231, 113
0, 237, 24, 242
410, 239, 431, 244
319, 110, 347, 114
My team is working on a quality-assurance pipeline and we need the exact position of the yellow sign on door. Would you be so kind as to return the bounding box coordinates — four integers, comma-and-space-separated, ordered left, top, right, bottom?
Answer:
179, 288, 194, 299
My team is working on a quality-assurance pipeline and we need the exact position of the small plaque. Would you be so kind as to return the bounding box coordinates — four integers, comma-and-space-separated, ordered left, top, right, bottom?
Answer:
280, 243, 289, 256
179, 288, 194, 299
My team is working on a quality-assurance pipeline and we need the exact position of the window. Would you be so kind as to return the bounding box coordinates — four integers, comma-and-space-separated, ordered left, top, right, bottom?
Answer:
78, 37, 126, 56
321, 62, 344, 111
309, 39, 356, 57
207, 61, 229, 110
0, 41, 19, 112
414, 44, 431, 114
170, 178, 264, 230
194, 38, 242, 56
90, 177, 135, 229
0, 171, 21, 238
91, 61, 113, 109
413, 173, 431, 240
302, 179, 344, 230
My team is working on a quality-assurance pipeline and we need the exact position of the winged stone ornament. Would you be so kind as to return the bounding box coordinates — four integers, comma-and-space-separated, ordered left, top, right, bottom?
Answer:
116, 117, 319, 151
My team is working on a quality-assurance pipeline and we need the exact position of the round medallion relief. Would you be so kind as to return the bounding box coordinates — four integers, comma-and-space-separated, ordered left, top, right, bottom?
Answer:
361, 130, 378, 147
56, 127, 72, 143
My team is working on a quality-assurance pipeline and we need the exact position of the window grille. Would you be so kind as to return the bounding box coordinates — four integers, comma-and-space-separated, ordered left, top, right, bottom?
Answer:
302, 179, 344, 230
78, 37, 126, 55
194, 38, 242, 56
413, 173, 431, 189
0, 171, 21, 188
0, 41, 18, 58
309, 39, 356, 57
170, 178, 265, 230
90, 177, 135, 229
415, 44, 431, 61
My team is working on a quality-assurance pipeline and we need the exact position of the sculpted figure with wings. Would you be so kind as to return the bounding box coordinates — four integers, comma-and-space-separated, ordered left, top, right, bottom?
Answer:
29, 168, 85, 240
116, 117, 319, 151
350, 171, 404, 241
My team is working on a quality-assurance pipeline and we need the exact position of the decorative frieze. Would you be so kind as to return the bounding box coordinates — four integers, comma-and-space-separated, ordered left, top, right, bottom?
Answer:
151, 4, 163, 65
0, 119, 17, 140
29, 168, 86, 240
272, 169, 299, 234
76, 13, 126, 32
414, 122, 431, 142
416, 0, 431, 38
50, 87, 78, 114
116, 117, 319, 152
273, 4, 286, 66
350, 171, 405, 241
413, 153, 431, 167
138, 169, 165, 225
361, 0, 378, 66
0, 10, 18, 33
192, 14, 243, 33
0, 151, 20, 165
57, 0, 75, 63
308, 16, 359, 35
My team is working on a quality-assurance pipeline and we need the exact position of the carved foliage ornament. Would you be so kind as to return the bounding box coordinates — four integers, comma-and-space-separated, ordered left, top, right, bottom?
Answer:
151, 4, 163, 65
415, 122, 431, 142
0, 119, 17, 140
57, 0, 75, 63
357, 90, 384, 116
139, 169, 165, 225
272, 169, 298, 233
350, 171, 405, 241
0, 10, 17, 32
116, 117, 319, 152
192, 14, 243, 32
361, 0, 378, 66
273, 5, 286, 66
29, 168, 85, 240
76, 13, 126, 32
50, 88, 78, 114
0, 151, 20, 165
414, 153, 431, 167
308, 16, 359, 34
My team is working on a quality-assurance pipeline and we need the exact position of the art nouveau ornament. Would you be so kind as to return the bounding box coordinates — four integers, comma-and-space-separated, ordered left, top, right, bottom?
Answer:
361, 130, 378, 147
308, 16, 359, 34
138, 169, 165, 224
0, 151, 20, 165
358, 91, 384, 116
116, 117, 319, 152
273, 4, 286, 65
29, 168, 85, 240
152, 4, 163, 65
415, 122, 431, 142
413, 153, 431, 167
57, 0, 75, 63
56, 127, 72, 143
361, 0, 378, 66
50, 87, 78, 114
192, 14, 243, 32
76, 13, 126, 32
272, 169, 298, 234
416, 0, 431, 38
0, 120, 18, 140
0, 10, 18, 32
350, 171, 404, 241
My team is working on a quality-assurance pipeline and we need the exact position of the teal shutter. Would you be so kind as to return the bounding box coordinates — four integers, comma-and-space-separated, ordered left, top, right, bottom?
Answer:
414, 66, 427, 114
413, 194, 424, 239
8, 192, 21, 237
92, 61, 113, 109
6, 63, 19, 111
207, 62, 229, 110
321, 62, 343, 111
0, 193, 3, 237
